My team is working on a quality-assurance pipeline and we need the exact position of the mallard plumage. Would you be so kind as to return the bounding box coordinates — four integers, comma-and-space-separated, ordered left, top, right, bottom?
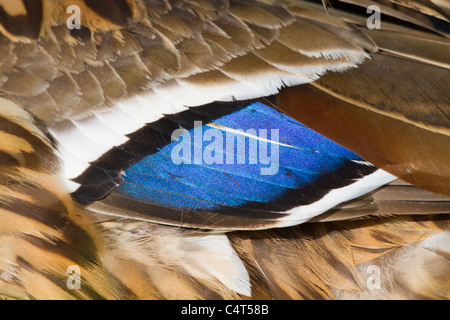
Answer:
0, 0, 449, 300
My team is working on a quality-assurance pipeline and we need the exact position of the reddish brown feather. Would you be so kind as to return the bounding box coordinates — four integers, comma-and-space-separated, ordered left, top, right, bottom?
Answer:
275, 84, 450, 197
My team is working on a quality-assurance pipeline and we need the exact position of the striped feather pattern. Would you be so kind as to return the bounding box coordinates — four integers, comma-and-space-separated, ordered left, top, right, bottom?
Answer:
0, 99, 128, 299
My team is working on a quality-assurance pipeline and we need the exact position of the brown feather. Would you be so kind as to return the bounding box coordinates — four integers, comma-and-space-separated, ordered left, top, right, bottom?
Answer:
229, 214, 450, 299
1, 69, 49, 97
309, 180, 450, 222
276, 83, 450, 196
230, 1, 293, 28
341, 0, 450, 21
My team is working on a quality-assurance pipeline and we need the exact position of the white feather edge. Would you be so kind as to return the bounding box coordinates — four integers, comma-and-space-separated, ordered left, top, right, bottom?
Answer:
276, 169, 397, 228
51, 93, 189, 186
420, 231, 450, 252
172, 234, 251, 296
72, 115, 129, 148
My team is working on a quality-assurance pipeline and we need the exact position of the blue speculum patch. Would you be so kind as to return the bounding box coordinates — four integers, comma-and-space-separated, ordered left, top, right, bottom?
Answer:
115, 102, 365, 211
